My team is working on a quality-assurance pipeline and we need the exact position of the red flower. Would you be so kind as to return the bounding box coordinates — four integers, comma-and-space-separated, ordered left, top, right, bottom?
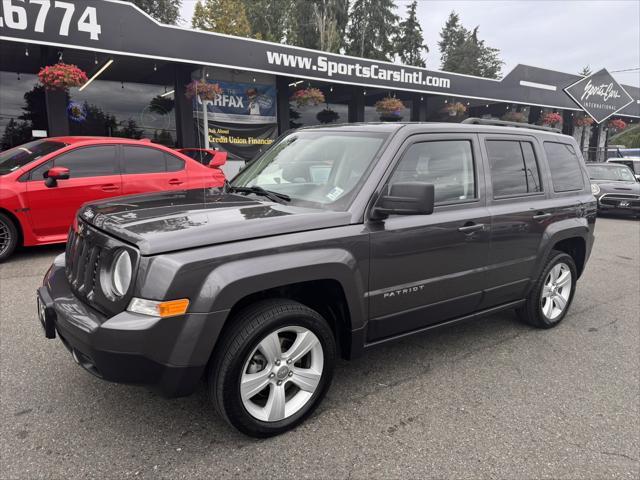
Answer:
608, 118, 627, 131
38, 63, 88, 90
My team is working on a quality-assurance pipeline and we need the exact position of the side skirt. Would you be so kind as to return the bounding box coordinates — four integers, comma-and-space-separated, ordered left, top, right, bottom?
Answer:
362, 299, 525, 349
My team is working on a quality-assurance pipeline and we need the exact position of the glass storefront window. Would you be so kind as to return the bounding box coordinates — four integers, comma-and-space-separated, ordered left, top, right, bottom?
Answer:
364, 91, 412, 122
288, 83, 348, 128
68, 80, 176, 146
0, 71, 47, 150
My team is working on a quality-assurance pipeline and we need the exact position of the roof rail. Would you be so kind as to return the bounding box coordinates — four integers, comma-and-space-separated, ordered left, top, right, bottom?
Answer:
462, 117, 562, 133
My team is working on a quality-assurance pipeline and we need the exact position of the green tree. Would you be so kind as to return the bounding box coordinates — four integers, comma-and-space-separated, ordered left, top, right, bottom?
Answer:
287, 0, 348, 52
242, 0, 291, 42
1, 118, 32, 150
192, 0, 252, 37
438, 11, 503, 78
438, 11, 468, 73
346, 0, 399, 61
131, 0, 181, 25
396, 1, 428, 67
579, 65, 592, 76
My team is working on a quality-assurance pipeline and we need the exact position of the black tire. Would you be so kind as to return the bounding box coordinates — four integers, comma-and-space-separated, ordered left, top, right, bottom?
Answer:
0, 213, 18, 263
517, 250, 577, 329
208, 299, 336, 437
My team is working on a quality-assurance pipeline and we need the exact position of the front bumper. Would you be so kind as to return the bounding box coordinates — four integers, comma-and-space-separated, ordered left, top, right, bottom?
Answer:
38, 255, 229, 397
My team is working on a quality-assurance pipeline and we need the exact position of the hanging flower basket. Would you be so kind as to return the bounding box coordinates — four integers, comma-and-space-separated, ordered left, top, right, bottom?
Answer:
316, 108, 340, 124
375, 97, 405, 121
608, 118, 627, 132
541, 112, 563, 127
442, 102, 467, 117
501, 111, 527, 123
38, 63, 88, 90
290, 88, 325, 108
185, 80, 223, 101
574, 115, 594, 127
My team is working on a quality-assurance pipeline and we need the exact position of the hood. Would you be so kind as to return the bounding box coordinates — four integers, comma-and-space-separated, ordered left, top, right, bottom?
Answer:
591, 179, 640, 194
78, 188, 352, 255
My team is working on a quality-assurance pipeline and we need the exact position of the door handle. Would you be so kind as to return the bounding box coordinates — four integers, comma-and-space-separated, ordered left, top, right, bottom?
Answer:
168, 178, 184, 185
532, 212, 552, 221
458, 223, 485, 234
101, 184, 119, 192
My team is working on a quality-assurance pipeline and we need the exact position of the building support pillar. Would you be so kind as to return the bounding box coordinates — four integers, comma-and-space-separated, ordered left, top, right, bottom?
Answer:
174, 65, 195, 148
349, 88, 365, 123
588, 123, 603, 162
411, 94, 428, 122
562, 110, 574, 136
42, 47, 69, 136
276, 76, 290, 135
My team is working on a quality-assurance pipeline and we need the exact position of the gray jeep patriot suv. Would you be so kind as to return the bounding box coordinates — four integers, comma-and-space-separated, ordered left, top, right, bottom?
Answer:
38, 119, 596, 437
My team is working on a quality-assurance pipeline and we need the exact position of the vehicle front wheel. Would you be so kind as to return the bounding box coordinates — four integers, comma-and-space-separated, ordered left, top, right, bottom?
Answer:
517, 250, 577, 329
208, 299, 336, 437
0, 213, 18, 263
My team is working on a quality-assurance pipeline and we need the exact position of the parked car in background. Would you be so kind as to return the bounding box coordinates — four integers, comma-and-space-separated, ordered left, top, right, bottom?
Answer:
607, 157, 640, 181
38, 120, 596, 437
587, 163, 640, 217
0, 137, 226, 261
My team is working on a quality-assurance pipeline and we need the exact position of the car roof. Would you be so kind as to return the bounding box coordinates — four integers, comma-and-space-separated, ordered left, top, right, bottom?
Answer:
47, 136, 156, 145
297, 122, 571, 139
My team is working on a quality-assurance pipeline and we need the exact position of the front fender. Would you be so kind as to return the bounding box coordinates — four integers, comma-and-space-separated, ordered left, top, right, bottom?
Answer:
190, 248, 367, 331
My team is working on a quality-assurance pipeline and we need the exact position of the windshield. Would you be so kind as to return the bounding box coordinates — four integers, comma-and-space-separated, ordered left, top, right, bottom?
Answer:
587, 164, 636, 182
232, 130, 388, 210
609, 160, 640, 174
0, 140, 67, 175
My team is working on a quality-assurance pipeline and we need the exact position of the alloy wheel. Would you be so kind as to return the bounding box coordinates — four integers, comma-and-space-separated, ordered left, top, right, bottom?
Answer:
240, 326, 324, 422
540, 262, 572, 320
0, 220, 11, 257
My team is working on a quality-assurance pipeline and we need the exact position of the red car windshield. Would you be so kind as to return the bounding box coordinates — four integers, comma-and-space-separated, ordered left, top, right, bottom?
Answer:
0, 140, 67, 175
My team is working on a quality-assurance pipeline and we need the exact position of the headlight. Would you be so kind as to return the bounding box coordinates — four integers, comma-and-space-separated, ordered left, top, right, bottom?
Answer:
111, 250, 132, 296
591, 183, 600, 196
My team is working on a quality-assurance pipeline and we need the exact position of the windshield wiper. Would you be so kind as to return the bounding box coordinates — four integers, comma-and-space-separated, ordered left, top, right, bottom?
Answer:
226, 184, 291, 204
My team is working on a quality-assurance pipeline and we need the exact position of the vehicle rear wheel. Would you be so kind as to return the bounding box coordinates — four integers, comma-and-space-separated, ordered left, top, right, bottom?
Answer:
517, 250, 577, 329
208, 299, 336, 437
0, 213, 18, 263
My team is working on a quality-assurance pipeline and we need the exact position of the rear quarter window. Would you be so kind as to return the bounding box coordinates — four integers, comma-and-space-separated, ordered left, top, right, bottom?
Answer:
543, 142, 585, 192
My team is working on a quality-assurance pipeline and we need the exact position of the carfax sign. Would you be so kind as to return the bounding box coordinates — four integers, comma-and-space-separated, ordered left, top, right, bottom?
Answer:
202, 81, 277, 124
564, 69, 634, 123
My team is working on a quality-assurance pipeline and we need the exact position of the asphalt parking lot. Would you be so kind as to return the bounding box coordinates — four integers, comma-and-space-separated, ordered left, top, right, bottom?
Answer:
1, 217, 638, 479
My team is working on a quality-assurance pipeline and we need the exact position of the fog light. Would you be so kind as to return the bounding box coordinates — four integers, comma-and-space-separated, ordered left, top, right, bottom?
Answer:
127, 297, 189, 318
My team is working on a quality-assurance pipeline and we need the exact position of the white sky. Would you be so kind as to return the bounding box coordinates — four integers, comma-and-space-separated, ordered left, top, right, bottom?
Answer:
179, 0, 640, 87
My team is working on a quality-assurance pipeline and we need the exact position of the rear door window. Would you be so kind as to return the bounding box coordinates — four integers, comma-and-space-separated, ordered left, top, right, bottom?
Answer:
544, 142, 585, 192
122, 146, 167, 174
486, 140, 542, 197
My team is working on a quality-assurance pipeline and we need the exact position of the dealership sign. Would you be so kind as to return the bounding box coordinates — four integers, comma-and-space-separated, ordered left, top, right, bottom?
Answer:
564, 69, 634, 123
1, 0, 638, 117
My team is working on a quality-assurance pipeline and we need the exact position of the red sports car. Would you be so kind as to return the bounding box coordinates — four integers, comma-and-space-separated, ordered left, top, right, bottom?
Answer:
0, 137, 227, 261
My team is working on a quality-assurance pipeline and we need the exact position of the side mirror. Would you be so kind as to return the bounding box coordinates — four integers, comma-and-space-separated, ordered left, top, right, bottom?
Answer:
44, 166, 70, 188
373, 182, 435, 219
208, 151, 228, 168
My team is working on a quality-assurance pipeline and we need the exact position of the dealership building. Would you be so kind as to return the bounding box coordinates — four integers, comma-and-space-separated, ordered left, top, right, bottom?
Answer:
1, 0, 639, 171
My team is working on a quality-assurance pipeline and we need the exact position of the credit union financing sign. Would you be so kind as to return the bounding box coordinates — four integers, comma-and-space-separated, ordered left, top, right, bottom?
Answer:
564, 69, 634, 124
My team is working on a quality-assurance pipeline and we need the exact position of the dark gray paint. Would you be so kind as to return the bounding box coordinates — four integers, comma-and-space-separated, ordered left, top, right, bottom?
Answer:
41, 122, 597, 396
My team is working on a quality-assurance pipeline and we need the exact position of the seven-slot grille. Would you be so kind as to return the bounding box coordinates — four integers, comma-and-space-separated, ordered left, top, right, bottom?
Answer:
65, 224, 103, 300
